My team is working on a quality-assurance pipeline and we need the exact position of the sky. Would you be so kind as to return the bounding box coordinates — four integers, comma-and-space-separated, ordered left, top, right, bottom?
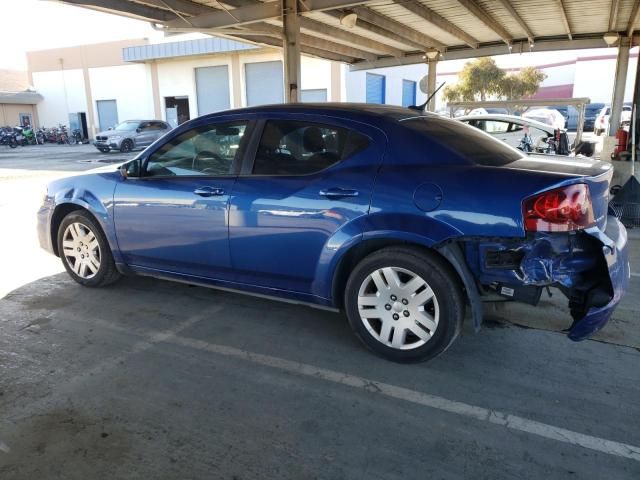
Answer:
0, 0, 165, 70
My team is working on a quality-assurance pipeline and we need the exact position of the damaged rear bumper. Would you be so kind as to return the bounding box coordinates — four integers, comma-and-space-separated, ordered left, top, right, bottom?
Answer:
569, 217, 629, 340
463, 214, 630, 341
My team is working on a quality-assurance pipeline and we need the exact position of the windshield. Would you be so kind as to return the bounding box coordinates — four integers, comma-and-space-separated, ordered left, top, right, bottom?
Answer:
402, 116, 524, 166
114, 121, 139, 132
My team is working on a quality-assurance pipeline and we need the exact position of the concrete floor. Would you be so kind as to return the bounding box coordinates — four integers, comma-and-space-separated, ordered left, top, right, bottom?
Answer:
1, 144, 639, 479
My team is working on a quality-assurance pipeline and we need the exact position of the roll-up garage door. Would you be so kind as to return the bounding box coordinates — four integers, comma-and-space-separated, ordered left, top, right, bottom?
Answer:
300, 89, 328, 102
366, 73, 385, 104
96, 100, 118, 130
245, 61, 283, 106
195, 65, 231, 115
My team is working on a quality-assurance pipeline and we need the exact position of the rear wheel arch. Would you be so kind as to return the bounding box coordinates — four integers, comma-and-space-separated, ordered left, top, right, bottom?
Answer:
331, 238, 465, 310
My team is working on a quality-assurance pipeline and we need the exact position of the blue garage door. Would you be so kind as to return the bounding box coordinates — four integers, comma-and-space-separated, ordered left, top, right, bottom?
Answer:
96, 100, 118, 131
402, 80, 417, 107
195, 65, 230, 115
245, 61, 284, 106
366, 73, 385, 104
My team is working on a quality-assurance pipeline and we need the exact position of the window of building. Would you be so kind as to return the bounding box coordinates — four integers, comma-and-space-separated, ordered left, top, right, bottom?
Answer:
145, 122, 247, 177
252, 120, 370, 176
366, 73, 385, 104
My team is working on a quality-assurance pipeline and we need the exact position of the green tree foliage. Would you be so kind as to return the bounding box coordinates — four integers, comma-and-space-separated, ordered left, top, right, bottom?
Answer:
498, 67, 547, 100
442, 58, 547, 103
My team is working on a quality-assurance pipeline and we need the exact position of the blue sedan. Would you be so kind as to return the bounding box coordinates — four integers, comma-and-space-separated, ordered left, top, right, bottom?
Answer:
37, 104, 629, 362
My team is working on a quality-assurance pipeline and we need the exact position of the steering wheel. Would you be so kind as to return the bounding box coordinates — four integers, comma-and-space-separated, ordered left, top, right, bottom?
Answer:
192, 150, 225, 172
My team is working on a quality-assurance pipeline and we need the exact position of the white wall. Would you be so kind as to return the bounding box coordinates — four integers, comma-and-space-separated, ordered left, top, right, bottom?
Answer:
573, 56, 637, 103
32, 69, 86, 127
346, 64, 433, 107
89, 64, 154, 126
300, 55, 332, 97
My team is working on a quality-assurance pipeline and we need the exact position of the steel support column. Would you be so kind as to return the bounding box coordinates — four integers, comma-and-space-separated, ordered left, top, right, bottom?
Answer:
427, 58, 437, 112
283, 0, 301, 103
608, 37, 631, 135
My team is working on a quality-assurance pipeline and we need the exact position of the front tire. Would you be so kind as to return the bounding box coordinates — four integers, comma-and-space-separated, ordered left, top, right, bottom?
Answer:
344, 247, 464, 363
57, 211, 121, 287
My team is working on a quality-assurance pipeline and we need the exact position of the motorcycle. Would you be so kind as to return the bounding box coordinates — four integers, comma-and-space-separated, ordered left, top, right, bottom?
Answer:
0, 127, 18, 148
69, 128, 83, 145
13, 126, 26, 146
57, 125, 70, 144
19, 125, 38, 145
35, 128, 45, 145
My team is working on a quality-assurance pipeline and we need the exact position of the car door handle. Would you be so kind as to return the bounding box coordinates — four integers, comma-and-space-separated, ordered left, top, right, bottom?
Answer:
319, 188, 359, 199
194, 186, 225, 197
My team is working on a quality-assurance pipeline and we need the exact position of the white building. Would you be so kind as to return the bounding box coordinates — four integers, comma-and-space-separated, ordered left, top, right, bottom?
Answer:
27, 37, 638, 137
27, 37, 343, 137
346, 48, 639, 111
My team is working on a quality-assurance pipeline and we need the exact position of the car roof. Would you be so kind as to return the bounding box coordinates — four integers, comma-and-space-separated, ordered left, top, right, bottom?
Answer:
199, 103, 426, 123
456, 114, 555, 132
121, 119, 167, 123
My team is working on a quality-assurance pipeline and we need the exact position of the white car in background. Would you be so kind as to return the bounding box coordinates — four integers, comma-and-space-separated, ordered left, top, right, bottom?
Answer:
457, 114, 577, 156
522, 108, 566, 130
594, 104, 632, 135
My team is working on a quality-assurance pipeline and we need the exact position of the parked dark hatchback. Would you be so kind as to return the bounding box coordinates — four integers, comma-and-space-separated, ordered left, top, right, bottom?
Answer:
40, 104, 629, 362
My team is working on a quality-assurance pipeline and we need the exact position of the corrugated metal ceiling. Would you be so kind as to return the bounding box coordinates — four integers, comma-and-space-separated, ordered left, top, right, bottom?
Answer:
60, 0, 640, 66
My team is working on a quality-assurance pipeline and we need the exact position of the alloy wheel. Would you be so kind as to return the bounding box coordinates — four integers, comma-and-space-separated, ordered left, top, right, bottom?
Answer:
62, 222, 101, 279
357, 267, 439, 350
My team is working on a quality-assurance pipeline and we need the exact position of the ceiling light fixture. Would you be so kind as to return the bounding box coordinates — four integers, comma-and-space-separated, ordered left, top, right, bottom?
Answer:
603, 32, 620, 46
340, 11, 358, 28
425, 48, 439, 60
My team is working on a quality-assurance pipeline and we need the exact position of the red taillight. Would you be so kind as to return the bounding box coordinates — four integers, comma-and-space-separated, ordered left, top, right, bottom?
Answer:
523, 184, 595, 232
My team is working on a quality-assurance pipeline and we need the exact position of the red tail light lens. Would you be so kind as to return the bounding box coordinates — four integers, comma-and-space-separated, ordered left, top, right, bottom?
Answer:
523, 184, 595, 232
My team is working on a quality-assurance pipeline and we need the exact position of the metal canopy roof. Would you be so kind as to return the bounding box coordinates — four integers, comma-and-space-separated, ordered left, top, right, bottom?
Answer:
58, 0, 640, 69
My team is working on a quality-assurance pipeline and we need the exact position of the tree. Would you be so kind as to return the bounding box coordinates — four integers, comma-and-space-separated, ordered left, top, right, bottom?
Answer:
498, 67, 547, 100
457, 57, 505, 101
443, 58, 547, 103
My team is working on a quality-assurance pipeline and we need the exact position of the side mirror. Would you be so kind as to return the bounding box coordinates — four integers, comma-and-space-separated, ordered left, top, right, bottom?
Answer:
136, 128, 141, 133
120, 159, 141, 179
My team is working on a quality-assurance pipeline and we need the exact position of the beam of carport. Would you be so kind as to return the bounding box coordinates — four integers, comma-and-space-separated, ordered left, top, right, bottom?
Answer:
61, 0, 176, 21
237, 21, 380, 61
494, 0, 535, 44
456, 0, 513, 45
628, 0, 640, 37
320, 10, 433, 52
396, 0, 479, 49
350, 7, 446, 50
239, 33, 356, 63
554, 0, 573, 40
163, 0, 372, 29
283, 0, 301, 103
298, 17, 404, 57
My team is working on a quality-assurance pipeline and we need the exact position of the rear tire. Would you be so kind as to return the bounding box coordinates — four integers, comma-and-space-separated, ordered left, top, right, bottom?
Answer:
120, 139, 133, 153
57, 210, 121, 288
344, 247, 465, 363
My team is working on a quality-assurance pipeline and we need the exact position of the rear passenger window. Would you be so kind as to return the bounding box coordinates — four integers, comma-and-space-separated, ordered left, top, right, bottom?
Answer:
252, 120, 370, 175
